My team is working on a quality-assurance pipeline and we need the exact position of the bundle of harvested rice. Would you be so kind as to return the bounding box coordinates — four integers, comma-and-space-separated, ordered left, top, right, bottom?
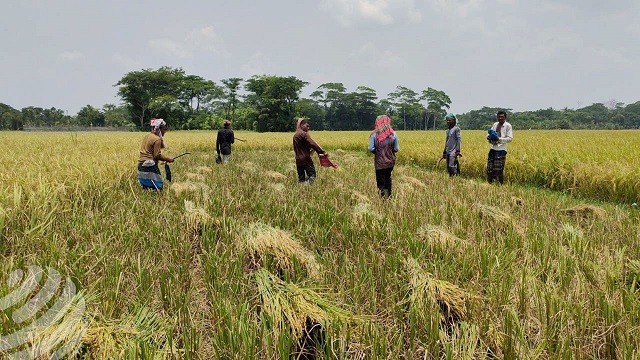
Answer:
473, 203, 511, 223
239, 222, 321, 279
83, 307, 171, 359
416, 224, 466, 249
560, 204, 606, 219
254, 269, 354, 340
352, 202, 382, 225
265, 170, 287, 181
170, 181, 210, 196
399, 175, 426, 188
404, 258, 474, 326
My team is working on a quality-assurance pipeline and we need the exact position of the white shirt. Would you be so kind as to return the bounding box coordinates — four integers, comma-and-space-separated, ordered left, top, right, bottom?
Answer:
490, 121, 513, 151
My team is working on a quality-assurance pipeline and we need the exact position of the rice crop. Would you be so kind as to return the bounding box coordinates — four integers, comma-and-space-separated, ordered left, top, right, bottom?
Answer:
0, 130, 639, 359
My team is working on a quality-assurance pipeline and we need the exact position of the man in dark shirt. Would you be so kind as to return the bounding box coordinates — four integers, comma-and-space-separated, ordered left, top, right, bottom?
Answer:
292, 118, 326, 183
216, 119, 235, 164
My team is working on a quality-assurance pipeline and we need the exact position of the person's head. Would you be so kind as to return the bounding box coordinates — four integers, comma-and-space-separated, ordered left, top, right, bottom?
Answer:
445, 113, 457, 127
150, 118, 168, 135
496, 110, 507, 124
373, 115, 392, 132
297, 118, 310, 131
223, 119, 231, 128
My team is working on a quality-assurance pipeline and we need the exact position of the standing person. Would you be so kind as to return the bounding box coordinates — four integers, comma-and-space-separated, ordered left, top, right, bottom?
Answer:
442, 113, 462, 177
216, 119, 235, 164
486, 110, 513, 184
368, 115, 399, 198
138, 118, 174, 190
293, 118, 326, 184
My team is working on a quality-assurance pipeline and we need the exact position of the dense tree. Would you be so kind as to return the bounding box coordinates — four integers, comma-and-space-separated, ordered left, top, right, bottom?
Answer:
76, 105, 105, 127
102, 104, 134, 127
220, 77, 243, 122
388, 86, 422, 130
0, 103, 22, 130
116, 67, 214, 129
5, 69, 640, 131
422, 88, 452, 130
244, 75, 308, 132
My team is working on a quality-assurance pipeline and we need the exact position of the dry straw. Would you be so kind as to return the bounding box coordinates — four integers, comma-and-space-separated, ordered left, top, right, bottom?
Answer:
416, 224, 467, 250
399, 175, 426, 189
83, 307, 170, 358
560, 204, 606, 219
239, 222, 321, 279
352, 202, 382, 225
404, 258, 474, 326
170, 181, 211, 196
183, 200, 213, 235
473, 203, 511, 223
254, 269, 354, 340
265, 170, 287, 181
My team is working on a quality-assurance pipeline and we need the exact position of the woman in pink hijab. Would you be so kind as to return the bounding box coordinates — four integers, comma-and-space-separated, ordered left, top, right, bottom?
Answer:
368, 115, 399, 198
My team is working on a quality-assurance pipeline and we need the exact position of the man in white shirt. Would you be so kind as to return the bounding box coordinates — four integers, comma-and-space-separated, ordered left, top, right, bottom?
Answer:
486, 110, 513, 184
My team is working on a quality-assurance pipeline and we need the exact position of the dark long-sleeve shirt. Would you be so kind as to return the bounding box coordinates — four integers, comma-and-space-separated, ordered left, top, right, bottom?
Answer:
216, 128, 235, 155
293, 129, 325, 166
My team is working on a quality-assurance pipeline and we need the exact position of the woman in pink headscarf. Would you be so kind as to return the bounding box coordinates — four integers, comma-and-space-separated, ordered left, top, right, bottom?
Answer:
137, 118, 174, 190
368, 115, 399, 198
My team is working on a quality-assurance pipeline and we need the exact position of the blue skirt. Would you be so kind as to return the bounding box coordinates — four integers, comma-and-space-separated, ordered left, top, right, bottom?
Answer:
137, 162, 163, 190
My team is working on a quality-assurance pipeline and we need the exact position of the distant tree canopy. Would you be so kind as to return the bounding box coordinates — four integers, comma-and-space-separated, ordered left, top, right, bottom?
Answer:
2, 66, 639, 131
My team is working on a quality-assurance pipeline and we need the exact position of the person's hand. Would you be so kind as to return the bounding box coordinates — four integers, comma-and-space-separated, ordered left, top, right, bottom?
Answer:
167, 157, 175, 163
456, 152, 462, 157
441, 154, 446, 160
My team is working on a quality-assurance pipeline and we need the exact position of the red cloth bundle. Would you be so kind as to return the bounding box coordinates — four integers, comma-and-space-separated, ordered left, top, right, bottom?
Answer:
318, 154, 337, 168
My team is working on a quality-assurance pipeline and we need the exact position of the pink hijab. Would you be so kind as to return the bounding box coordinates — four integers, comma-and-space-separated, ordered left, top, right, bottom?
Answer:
372, 115, 394, 144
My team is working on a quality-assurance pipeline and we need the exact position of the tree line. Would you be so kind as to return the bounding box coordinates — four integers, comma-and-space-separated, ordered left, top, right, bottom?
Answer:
1, 66, 639, 131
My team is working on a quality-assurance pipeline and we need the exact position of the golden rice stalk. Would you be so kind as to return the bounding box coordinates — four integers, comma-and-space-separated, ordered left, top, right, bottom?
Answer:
404, 258, 474, 325
438, 321, 485, 360
82, 307, 171, 359
240, 161, 256, 172
399, 175, 426, 188
195, 166, 212, 174
473, 204, 511, 223
183, 200, 212, 231
561, 223, 584, 241
254, 269, 353, 340
560, 204, 606, 219
170, 181, 211, 196
265, 170, 287, 181
269, 183, 286, 192
625, 259, 640, 290
416, 224, 467, 250
239, 222, 321, 279
352, 202, 382, 225
350, 191, 371, 204
185, 172, 205, 181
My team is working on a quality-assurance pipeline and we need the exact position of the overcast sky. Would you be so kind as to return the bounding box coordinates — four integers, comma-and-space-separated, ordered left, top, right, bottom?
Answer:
2, 0, 639, 115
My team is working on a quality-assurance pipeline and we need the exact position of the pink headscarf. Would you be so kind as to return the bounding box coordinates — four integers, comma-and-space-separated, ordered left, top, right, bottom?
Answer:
150, 118, 167, 148
372, 115, 394, 144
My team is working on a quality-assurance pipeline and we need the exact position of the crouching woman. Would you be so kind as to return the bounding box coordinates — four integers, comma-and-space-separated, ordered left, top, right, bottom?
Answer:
137, 118, 174, 190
